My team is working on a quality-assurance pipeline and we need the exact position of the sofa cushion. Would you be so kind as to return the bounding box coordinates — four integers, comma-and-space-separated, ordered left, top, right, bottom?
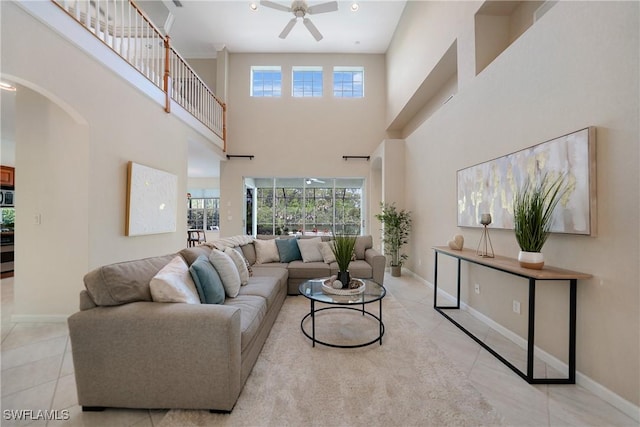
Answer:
297, 237, 323, 262
84, 254, 175, 306
275, 238, 302, 263
209, 250, 242, 298
224, 247, 250, 285
319, 241, 336, 264
254, 239, 280, 264
150, 256, 201, 304
237, 275, 283, 309
179, 246, 212, 266
240, 243, 257, 266
189, 255, 226, 304
224, 295, 267, 352
287, 260, 332, 279
354, 235, 373, 260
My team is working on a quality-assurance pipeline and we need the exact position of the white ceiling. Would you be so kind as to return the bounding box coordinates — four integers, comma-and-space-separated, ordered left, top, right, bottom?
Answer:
161, 0, 407, 57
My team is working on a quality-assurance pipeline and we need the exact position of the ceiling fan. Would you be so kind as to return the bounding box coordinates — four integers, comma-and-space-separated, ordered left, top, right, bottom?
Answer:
260, 0, 339, 41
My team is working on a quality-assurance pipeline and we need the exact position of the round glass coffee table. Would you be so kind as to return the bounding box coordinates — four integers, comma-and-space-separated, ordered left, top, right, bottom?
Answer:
299, 278, 386, 348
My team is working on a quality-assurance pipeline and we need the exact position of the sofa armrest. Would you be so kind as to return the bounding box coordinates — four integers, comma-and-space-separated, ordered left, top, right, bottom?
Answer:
68, 301, 242, 411
365, 248, 386, 285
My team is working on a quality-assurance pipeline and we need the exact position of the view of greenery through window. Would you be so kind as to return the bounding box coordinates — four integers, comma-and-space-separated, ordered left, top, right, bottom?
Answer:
187, 198, 220, 230
247, 178, 364, 235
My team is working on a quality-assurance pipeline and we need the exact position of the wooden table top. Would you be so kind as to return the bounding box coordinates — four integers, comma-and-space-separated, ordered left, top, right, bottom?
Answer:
433, 246, 593, 280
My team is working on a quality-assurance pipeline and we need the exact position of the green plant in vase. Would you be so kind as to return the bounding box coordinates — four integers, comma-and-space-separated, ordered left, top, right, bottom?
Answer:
513, 173, 568, 269
331, 234, 357, 288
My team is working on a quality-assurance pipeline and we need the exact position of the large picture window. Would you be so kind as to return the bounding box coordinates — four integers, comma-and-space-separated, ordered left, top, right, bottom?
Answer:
246, 177, 364, 235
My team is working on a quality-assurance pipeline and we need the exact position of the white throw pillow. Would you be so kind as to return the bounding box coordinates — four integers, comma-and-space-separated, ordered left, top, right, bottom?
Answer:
297, 237, 323, 263
150, 256, 201, 304
209, 249, 242, 297
320, 241, 336, 264
253, 239, 280, 264
224, 246, 250, 285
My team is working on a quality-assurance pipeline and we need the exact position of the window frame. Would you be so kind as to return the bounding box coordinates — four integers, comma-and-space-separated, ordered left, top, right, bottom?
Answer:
292, 66, 323, 98
333, 66, 364, 98
250, 66, 282, 97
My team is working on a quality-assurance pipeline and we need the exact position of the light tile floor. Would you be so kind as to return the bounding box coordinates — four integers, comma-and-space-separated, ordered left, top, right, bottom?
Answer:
1, 274, 637, 426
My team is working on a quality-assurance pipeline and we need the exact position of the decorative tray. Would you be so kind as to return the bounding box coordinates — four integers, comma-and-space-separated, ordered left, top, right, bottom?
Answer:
322, 278, 366, 295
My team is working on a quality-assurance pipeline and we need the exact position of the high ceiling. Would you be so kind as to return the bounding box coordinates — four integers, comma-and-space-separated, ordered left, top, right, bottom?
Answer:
152, 0, 407, 57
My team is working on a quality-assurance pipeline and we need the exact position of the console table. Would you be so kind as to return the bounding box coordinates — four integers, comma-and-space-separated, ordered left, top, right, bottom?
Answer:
432, 246, 592, 384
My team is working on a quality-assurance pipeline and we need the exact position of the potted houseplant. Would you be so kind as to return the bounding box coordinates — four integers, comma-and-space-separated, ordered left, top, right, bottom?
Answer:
375, 203, 412, 277
513, 173, 568, 269
331, 234, 357, 288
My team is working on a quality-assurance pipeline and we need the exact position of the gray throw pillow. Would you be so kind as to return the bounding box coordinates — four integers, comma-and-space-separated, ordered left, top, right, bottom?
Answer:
189, 255, 225, 304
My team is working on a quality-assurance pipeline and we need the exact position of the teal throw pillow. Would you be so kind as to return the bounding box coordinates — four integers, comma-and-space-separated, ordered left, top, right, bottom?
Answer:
275, 238, 302, 263
189, 255, 226, 304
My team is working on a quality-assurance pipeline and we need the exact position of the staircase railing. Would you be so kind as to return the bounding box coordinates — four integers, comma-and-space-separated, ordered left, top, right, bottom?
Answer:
51, 0, 226, 147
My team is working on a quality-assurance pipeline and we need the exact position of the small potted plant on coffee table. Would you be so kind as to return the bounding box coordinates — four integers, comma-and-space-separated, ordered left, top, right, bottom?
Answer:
331, 233, 357, 288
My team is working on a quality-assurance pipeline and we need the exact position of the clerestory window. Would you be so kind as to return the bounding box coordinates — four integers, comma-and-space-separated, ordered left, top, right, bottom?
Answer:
251, 66, 282, 97
333, 66, 364, 98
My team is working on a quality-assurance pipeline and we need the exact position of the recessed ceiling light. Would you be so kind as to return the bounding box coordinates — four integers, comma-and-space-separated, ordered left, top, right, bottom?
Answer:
350, 3, 359, 12
0, 82, 16, 92
249, 2, 258, 11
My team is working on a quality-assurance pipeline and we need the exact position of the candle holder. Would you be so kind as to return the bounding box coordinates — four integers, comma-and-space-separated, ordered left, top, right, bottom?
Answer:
476, 213, 494, 258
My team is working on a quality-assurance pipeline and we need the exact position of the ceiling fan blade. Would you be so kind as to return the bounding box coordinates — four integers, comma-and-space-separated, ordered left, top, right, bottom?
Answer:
260, 0, 291, 13
279, 18, 298, 39
307, 1, 338, 14
303, 17, 323, 41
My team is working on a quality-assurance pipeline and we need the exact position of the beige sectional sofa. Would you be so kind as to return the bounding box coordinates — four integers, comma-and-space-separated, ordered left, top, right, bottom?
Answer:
68, 235, 384, 412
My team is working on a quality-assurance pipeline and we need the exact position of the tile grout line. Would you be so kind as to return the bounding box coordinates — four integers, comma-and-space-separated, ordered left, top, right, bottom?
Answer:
45, 335, 71, 427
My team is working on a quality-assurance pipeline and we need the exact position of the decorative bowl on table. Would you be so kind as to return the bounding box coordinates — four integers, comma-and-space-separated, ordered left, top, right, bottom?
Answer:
322, 278, 366, 295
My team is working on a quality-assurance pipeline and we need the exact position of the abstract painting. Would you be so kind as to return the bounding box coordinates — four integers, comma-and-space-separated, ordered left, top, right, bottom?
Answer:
457, 127, 596, 235
126, 162, 178, 236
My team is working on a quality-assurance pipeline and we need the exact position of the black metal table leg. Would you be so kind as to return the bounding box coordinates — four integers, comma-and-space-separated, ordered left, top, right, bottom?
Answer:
569, 279, 577, 383
527, 278, 536, 381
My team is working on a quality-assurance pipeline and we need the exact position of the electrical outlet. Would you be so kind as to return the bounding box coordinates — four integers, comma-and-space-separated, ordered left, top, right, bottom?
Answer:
474, 283, 480, 294
513, 300, 521, 314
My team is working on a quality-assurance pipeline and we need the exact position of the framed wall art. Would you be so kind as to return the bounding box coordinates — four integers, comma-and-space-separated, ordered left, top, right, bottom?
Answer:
457, 127, 596, 235
126, 161, 178, 236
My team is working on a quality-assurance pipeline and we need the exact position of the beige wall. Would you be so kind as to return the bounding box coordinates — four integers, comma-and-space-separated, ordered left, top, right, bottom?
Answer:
2, 2, 215, 317
220, 53, 387, 236
186, 58, 217, 93
388, 1, 639, 407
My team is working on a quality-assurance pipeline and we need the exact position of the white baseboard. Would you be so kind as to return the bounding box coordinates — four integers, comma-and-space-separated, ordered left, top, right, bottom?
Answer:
10, 314, 68, 323
403, 269, 640, 422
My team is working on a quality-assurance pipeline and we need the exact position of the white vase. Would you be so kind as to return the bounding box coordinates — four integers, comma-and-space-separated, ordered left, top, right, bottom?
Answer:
518, 251, 544, 270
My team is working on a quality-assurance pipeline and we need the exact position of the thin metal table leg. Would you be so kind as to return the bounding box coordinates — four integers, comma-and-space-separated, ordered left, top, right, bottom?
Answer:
433, 252, 439, 307
379, 298, 383, 345
311, 299, 315, 348
569, 279, 577, 383
456, 258, 461, 309
527, 278, 536, 381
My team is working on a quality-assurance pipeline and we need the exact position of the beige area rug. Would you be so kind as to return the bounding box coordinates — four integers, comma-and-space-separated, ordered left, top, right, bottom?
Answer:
159, 293, 504, 427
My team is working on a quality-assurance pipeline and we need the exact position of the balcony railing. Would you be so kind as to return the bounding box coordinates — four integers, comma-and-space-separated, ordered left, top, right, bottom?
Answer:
52, 0, 226, 147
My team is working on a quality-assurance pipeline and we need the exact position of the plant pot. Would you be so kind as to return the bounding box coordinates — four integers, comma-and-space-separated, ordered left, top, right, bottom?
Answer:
391, 265, 402, 277
518, 251, 544, 270
337, 271, 351, 288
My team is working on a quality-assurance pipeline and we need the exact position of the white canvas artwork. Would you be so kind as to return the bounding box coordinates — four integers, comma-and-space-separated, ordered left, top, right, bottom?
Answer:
457, 127, 596, 235
126, 162, 178, 236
